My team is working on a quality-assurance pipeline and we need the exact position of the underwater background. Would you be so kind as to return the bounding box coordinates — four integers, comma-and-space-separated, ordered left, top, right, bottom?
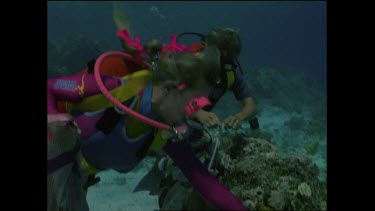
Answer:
48, 1, 327, 210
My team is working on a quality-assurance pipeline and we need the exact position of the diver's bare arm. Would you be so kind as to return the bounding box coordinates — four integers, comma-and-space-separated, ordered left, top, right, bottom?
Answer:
236, 96, 257, 121
224, 97, 257, 129
113, 2, 138, 54
113, 1, 129, 31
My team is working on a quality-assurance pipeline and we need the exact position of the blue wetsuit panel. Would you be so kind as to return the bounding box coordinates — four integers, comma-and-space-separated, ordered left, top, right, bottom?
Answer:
80, 85, 157, 173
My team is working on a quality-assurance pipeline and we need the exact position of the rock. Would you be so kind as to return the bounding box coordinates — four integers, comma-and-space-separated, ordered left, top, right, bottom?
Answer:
298, 182, 312, 198
268, 190, 286, 210
248, 187, 264, 204
242, 200, 256, 210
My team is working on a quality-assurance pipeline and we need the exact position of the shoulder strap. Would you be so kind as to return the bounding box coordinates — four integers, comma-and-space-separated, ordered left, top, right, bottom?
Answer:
176, 32, 206, 42
223, 64, 235, 89
234, 57, 244, 75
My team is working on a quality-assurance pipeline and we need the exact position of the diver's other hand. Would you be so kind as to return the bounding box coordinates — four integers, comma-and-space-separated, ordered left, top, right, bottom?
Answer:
113, 1, 127, 30
47, 113, 72, 124
224, 114, 243, 129
195, 110, 221, 128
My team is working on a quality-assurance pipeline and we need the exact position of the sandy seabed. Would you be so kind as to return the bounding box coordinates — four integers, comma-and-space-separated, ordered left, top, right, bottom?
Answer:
87, 166, 159, 211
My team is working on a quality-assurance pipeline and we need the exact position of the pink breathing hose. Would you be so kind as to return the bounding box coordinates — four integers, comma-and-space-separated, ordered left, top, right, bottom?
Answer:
94, 51, 172, 131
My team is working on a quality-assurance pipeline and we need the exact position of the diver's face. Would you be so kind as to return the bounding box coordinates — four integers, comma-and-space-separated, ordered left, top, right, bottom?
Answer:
152, 81, 184, 124
151, 85, 166, 105
151, 80, 177, 104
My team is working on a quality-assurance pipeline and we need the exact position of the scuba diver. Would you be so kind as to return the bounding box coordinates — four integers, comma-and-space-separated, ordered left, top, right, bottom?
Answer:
47, 42, 248, 211
179, 28, 259, 131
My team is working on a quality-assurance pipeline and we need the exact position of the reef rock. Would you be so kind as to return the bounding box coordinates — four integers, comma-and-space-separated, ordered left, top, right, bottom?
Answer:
268, 190, 286, 210
298, 182, 312, 198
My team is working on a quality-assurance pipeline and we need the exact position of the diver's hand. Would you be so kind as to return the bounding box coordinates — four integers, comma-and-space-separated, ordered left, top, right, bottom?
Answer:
113, 2, 128, 30
224, 114, 244, 130
194, 110, 221, 128
47, 113, 72, 124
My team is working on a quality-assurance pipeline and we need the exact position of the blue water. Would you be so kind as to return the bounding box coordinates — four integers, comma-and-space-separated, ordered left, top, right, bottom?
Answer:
48, 1, 326, 93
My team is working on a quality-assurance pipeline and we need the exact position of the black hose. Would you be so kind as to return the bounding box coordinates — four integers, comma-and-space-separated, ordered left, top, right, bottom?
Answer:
176, 32, 206, 42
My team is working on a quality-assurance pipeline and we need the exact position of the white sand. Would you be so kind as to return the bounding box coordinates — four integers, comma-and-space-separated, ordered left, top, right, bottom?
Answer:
87, 161, 159, 211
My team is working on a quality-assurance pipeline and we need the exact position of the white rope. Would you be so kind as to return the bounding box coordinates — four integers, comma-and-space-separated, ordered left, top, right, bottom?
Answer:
208, 123, 224, 171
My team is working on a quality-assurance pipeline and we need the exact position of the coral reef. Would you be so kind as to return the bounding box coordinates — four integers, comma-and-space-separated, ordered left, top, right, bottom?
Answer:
157, 134, 327, 210
297, 182, 312, 198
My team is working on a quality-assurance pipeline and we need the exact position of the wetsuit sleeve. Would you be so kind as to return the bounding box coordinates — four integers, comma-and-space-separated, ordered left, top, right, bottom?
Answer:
163, 141, 247, 210
231, 68, 251, 101
47, 72, 122, 114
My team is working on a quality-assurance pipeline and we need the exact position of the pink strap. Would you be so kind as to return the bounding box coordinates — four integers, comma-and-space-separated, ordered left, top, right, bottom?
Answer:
177, 83, 186, 91
161, 35, 193, 54
116, 29, 144, 53
184, 97, 211, 116
117, 29, 193, 56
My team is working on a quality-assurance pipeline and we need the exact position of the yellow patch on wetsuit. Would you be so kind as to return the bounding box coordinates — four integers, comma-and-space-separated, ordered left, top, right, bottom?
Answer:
66, 70, 151, 112
76, 151, 101, 175
75, 73, 86, 97
145, 129, 168, 155
226, 71, 235, 89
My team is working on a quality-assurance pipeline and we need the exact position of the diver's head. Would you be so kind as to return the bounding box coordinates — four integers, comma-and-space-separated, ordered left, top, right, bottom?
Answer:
151, 47, 221, 124
151, 45, 221, 90
206, 27, 241, 63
